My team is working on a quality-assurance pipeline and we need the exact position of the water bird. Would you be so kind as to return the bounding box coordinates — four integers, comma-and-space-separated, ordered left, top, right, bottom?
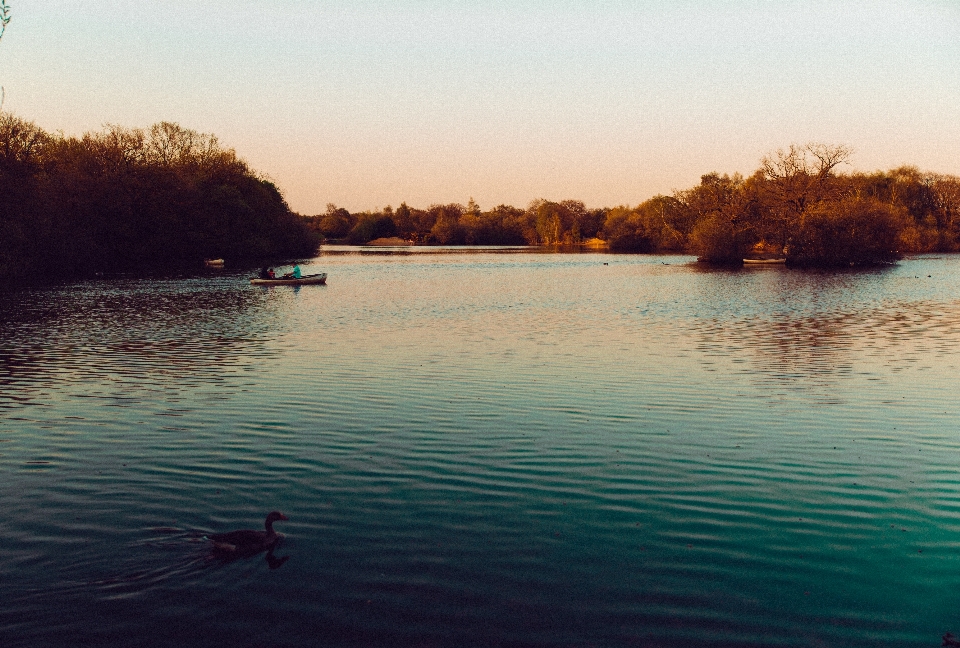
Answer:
209, 511, 288, 556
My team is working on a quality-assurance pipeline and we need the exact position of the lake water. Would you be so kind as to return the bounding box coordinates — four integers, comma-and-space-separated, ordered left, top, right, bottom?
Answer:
2, 250, 960, 647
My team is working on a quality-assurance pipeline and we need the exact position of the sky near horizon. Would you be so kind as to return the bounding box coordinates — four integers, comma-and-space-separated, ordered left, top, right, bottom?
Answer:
1, 1, 959, 214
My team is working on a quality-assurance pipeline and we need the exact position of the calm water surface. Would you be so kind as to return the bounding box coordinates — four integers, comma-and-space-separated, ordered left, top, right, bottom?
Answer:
2, 251, 960, 647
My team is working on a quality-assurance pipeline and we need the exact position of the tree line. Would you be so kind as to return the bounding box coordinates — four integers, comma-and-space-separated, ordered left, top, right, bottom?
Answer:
305, 198, 607, 248
0, 113, 319, 280
2, 14, 958, 272
308, 144, 960, 267
4, 112, 959, 281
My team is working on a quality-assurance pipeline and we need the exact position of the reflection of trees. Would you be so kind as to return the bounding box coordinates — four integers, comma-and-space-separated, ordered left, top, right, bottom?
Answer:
685, 266, 947, 392
0, 279, 281, 410
714, 314, 854, 387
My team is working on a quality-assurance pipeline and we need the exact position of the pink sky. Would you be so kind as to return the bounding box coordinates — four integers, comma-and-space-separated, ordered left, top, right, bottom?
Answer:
2, 1, 959, 214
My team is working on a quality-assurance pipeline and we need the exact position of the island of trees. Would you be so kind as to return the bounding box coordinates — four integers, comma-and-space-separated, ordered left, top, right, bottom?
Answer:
3, 111, 959, 281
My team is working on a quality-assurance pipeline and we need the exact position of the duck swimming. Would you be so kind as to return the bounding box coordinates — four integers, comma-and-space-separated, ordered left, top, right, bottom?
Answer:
209, 511, 288, 556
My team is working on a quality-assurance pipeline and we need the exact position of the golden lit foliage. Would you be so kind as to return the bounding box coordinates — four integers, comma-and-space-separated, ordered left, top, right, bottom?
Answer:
788, 196, 906, 267
0, 112, 48, 170
306, 149, 959, 267
6, 115, 960, 277
0, 113, 318, 279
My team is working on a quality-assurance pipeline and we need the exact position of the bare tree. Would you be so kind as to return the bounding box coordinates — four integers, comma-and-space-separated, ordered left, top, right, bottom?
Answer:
761, 143, 853, 214
932, 174, 960, 248
0, 1, 10, 111
760, 143, 853, 248
0, 1, 9, 42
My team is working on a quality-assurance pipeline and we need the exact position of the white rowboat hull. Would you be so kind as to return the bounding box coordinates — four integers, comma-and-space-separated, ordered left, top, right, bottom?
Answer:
250, 273, 327, 286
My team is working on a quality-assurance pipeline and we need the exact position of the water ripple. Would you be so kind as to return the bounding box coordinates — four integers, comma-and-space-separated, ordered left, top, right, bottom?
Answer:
3, 255, 960, 646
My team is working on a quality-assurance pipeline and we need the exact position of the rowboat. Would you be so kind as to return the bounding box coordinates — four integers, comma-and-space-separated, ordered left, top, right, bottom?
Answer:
250, 272, 327, 286
743, 258, 786, 264
204, 258, 225, 267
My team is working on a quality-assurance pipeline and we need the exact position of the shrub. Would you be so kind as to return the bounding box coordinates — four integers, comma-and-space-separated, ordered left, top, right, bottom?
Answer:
787, 196, 905, 267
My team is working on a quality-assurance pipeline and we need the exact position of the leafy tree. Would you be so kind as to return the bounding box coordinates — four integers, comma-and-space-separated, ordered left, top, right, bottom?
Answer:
680, 173, 753, 264
0, 113, 50, 277
688, 215, 747, 265
465, 197, 481, 219
392, 202, 415, 239
932, 175, 960, 250
502, 205, 538, 245
890, 167, 957, 251
315, 203, 354, 239
346, 212, 397, 244
390, 203, 437, 243
529, 200, 584, 245
602, 206, 655, 252
603, 195, 688, 252
459, 198, 482, 244
474, 205, 530, 245
427, 203, 465, 244
0, 115, 319, 279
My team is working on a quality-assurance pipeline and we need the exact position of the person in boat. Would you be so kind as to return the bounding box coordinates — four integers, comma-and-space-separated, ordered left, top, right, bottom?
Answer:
267, 268, 276, 279
259, 267, 271, 279
283, 264, 302, 279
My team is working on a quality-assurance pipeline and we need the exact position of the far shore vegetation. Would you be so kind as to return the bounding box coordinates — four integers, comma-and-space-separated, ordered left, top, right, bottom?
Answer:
308, 142, 960, 268
3, 111, 960, 281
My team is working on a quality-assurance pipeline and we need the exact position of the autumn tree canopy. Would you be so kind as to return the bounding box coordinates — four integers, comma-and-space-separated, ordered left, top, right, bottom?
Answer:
6, 116, 960, 279
0, 114, 319, 279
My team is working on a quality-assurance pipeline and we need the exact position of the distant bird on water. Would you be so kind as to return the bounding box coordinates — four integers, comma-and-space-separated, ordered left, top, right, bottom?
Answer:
209, 511, 288, 556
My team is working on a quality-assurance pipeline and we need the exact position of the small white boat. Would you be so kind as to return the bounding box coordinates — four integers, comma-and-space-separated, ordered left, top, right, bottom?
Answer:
250, 272, 327, 286
743, 258, 786, 264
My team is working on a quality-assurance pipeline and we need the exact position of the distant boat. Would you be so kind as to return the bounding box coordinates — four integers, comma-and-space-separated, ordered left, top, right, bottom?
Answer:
250, 272, 327, 286
743, 258, 786, 264
204, 258, 225, 267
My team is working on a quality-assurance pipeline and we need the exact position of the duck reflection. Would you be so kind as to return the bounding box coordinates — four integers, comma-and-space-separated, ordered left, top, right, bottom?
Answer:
208, 538, 290, 569
208, 511, 290, 570
210, 542, 290, 570
264, 548, 290, 570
